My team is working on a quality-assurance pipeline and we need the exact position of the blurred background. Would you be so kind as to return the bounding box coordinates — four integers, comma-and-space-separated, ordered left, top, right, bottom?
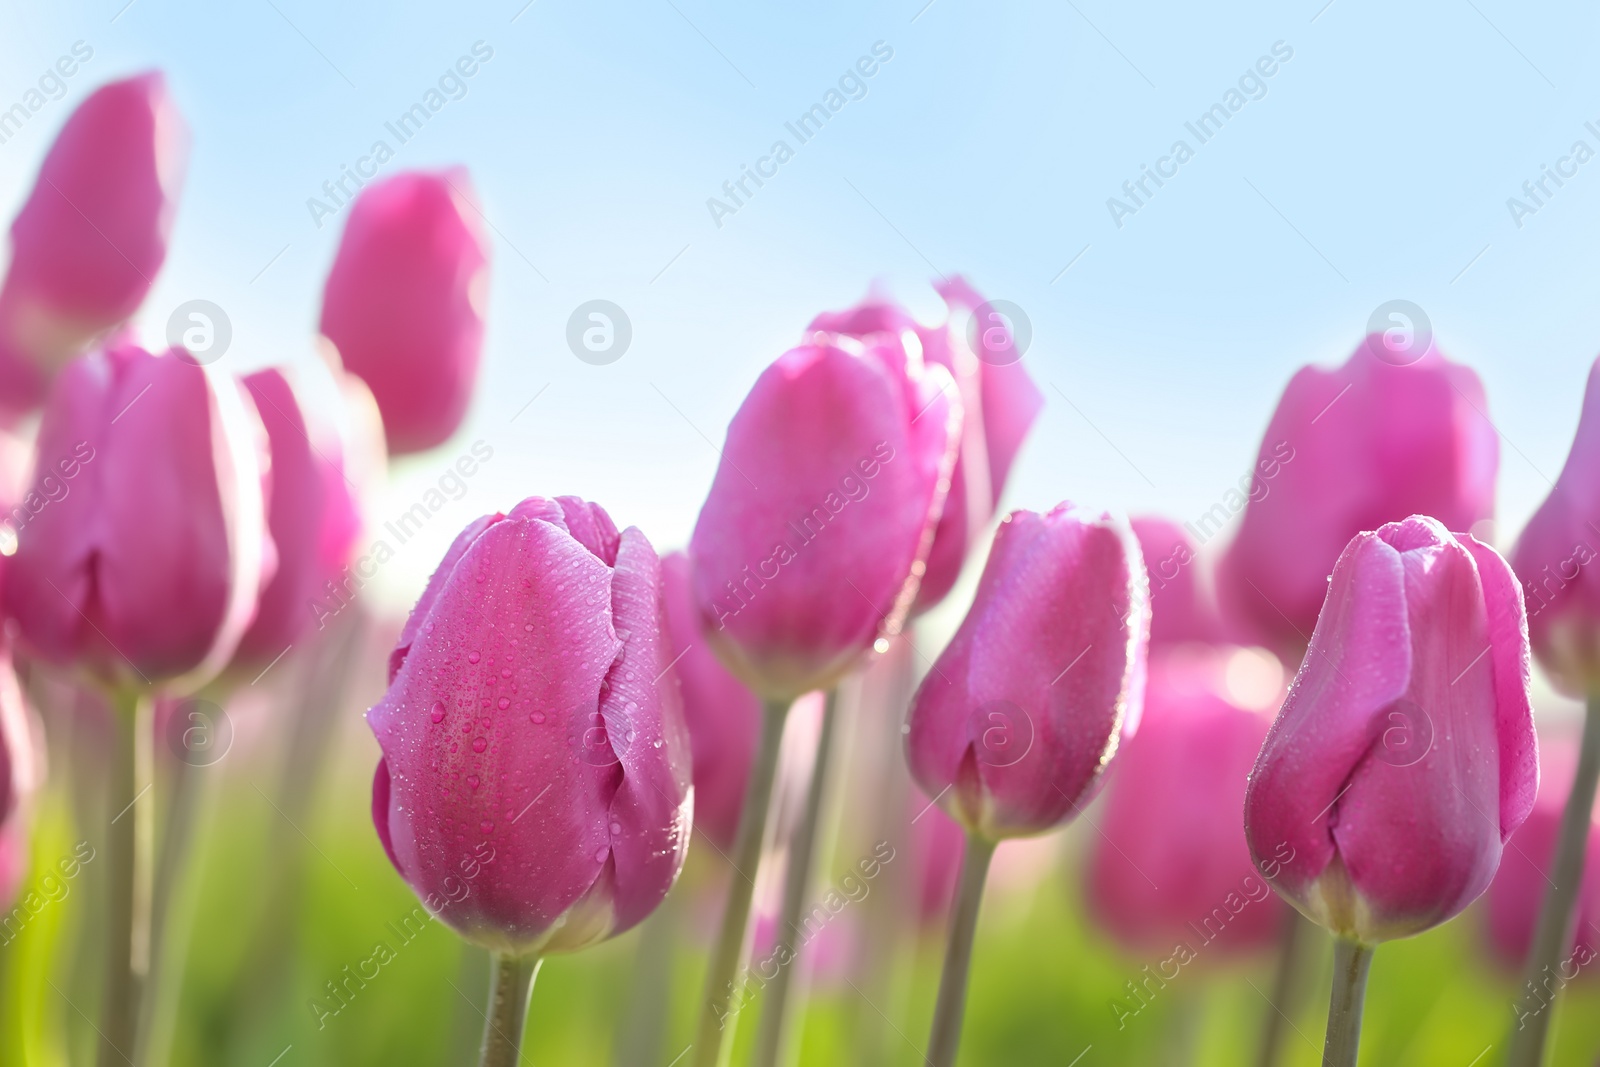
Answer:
3, 0, 1600, 1063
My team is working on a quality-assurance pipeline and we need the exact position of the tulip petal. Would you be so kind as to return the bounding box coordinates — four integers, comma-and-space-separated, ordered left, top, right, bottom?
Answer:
390, 512, 503, 682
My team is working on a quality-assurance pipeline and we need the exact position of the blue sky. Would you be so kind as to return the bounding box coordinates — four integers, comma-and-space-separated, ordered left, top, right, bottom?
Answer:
2, 0, 1598, 618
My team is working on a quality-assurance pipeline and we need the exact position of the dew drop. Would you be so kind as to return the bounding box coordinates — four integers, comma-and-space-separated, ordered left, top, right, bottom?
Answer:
498, 697, 511, 710
481, 821, 495, 835
472, 737, 488, 753
610, 822, 622, 835
468, 651, 481, 664
501, 667, 512, 679
530, 712, 546, 724
430, 702, 446, 724
467, 775, 481, 790
594, 847, 608, 863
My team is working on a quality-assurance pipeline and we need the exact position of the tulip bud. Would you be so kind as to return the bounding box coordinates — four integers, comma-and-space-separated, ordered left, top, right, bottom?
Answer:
1218, 341, 1498, 656
660, 551, 759, 850
1484, 736, 1600, 970
905, 504, 1150, 840
231, 366, 366, 668
1132, 516, 1224, 647
319, 169, 489, 455
0, 643, 41, 911
1510, 356, 1600, 697
367, 496, 692, 955
1244, 516, 1538, 942
806, 278, 1042, 613
2, 344, 269, 689
1088, 648, 1283, 954
0, 73, 187, 421
688, 340, 959, 701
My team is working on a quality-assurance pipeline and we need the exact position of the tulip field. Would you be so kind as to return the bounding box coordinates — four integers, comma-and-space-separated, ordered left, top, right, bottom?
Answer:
4, 4, 1600, 1066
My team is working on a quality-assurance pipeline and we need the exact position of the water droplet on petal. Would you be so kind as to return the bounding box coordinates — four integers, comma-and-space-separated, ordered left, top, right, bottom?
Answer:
498, 697, 511, 710
468, 651, 481, 664
467, 775, 481, 790
430, 702, 446, 724
530, 712, 546, 724
472, 737, 488, 753
481, 820, 495, 835
594, 847, 608, 863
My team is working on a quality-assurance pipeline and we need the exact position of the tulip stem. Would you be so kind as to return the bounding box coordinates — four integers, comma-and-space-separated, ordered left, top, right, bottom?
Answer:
1321, 938, 1373, 1067
1255, 909, 1313, 1067
753, 688, 841, 1067
1507, 695, 1600, 1067
926, 832, 996, 1067
99, 687, 150, 1067
692, 698, 791, 1067
479, 951, 540, 1067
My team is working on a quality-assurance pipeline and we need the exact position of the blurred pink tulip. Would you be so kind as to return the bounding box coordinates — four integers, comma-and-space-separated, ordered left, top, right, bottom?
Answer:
1218, 340, 1498, 656
1510, 355, 1600, 697
231, 367, 364, 668
1485, 737, 1600, 968
0, 72, 187, 421
660, 551, 759, 851
912, 794, 965, 924
0, 643, 40, 911
1132, 516, 1225, 647
319, 169, 489, 455
3, 344, 269, 688
368, 496, 692, 954
1087, 649, 1283, 954
905, 504, 1150, 840
806, 278, 1042, 612
688, 340, 959, 701
1244, 516, 1537, 942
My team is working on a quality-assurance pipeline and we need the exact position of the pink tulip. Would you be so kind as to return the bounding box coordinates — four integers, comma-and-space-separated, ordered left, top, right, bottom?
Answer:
1244, 516, 1537, 942
368, 496, 692, 954
1485, 737, 1600, 968
231, 367, 364, 667
905, 504, 1149, 839
0, 644, 40, 911
1132, 516, 1224, 647
0, 73, 187, 421
1087, 649, 1282, 954
2, 344, 269, 688
660, 551, 759, 850
319, 169, 489, 455
1510, 355, 1600, 697
806, 278, 1042, 611
688, 339, 959, 701
1218, 341, 1498, 656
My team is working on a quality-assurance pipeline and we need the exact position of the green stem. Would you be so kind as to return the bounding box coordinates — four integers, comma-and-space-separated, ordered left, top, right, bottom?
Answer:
1255, 909, 1313, 1067
1321, 938, 1373, 1067
137, 697, 212, 1067
926, 834, 996, 1067
99, 688, 149, 1067
692, 698, 791, 1067
1508, 695, 1600, 1067
753, 689, 841, 1067
478, 951, 540, 1067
